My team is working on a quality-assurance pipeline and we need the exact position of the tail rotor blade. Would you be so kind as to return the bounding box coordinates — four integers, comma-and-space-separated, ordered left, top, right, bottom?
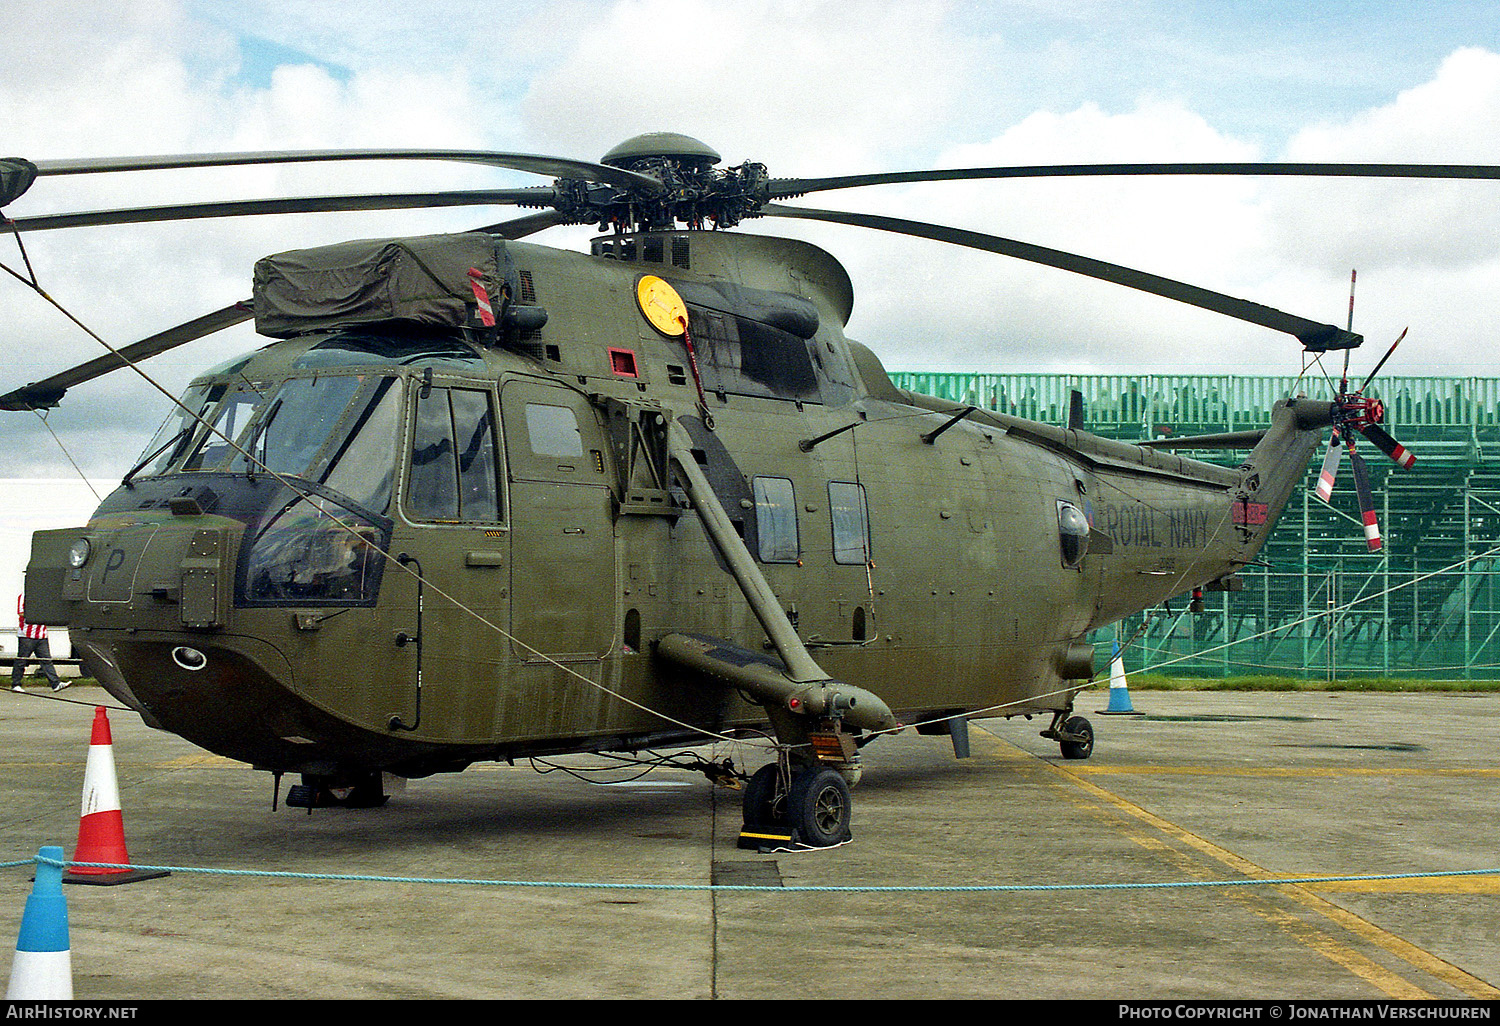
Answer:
1347, 442, 1382, 551
1359, 327, 1408, 392
1358, 422, 1417, 469
1316, 429, 1343, 502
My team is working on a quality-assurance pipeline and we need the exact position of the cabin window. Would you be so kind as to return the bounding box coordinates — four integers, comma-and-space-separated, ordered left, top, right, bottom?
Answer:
753, 476, 799, 563
408, 386, 502, 523
524, 402, 584, 457
828, 482, 871, 565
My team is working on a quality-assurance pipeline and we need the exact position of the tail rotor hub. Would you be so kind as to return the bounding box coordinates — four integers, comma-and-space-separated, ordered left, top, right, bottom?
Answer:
1335, 392, 1385, 430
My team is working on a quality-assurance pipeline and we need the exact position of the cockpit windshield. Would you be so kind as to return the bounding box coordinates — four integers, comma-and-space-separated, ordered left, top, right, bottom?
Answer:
129, 383, 221, 480
135, 373, 403, 515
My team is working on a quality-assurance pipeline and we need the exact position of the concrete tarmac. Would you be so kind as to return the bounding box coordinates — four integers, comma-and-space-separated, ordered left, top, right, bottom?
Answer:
0, 683, 1496, 1001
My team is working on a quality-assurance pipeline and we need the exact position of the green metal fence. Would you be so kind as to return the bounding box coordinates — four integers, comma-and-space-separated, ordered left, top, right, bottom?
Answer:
889, 372, 1500, 680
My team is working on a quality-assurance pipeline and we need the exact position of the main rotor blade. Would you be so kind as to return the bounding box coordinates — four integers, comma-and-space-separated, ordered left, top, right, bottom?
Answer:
25, 149, 663, 196
473, 209, 570, 240
6, 188, 555, 232
762, 203, 1361, 351
0, 210, 569, 411
0, 300, 252, 411
1358, 422, 1417, 469
768, 162, 1500, 199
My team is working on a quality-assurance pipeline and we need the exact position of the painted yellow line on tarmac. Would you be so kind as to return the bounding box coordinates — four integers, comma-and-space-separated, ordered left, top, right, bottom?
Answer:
1106, 806, 1440, 997
1073, 765, 1500, 777
161, 754, 243, 768
971, 726, 1500, 1000
1246, 901, 1435, 1000
1311, 876, 1500, 895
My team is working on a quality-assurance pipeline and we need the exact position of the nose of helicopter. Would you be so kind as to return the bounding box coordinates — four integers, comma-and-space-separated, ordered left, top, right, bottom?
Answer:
29, 512, 240, 633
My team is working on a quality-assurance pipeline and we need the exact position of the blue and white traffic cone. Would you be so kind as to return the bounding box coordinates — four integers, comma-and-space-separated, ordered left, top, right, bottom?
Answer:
1101, 642, 1141, 715
6, 846, 73, 999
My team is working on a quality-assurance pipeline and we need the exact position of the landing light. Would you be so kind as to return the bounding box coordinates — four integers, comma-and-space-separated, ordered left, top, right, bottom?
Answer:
171, 647, 207, 672
67, 538, 91, 568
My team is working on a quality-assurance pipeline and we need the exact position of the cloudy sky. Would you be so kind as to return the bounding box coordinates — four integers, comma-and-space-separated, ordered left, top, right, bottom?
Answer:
3, 0, 1500, 481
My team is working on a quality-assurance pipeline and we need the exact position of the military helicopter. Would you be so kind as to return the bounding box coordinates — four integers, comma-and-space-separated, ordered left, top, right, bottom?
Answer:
1, 134, 1492, 848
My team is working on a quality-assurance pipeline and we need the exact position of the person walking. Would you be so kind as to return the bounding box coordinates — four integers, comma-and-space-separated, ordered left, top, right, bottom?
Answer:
12, 595, 66, 692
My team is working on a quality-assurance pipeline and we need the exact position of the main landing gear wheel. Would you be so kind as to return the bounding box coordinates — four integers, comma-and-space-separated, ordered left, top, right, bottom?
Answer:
1059, 715, 1095, 760
786, 766, 853, 847
743, 763, 787, 827
287, 771, 389, 809
740, 763, 853, 849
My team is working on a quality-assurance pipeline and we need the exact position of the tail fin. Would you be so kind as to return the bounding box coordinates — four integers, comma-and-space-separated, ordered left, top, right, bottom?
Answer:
1235, 398, 1335, 554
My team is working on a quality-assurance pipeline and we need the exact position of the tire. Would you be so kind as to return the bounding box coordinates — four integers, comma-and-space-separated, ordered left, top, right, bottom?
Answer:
315, 772, 388, 808
1060, 715, 1095, 760
743, 764, 786, 826
787, 767, 852, 847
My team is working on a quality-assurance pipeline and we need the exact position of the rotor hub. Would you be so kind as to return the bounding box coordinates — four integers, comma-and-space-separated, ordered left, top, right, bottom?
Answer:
601, 133, 722, 171
1335, 392, 1385, 429
546, 134, 769, 233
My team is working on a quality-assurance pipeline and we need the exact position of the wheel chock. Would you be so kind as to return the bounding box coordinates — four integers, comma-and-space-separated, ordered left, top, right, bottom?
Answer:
737, 823, 797, 852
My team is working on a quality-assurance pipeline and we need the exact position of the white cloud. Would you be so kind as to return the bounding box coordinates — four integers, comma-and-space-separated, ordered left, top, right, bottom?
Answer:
0, 2, 513, 480
1267, 46, 1500, 269
518, 0, 988, 172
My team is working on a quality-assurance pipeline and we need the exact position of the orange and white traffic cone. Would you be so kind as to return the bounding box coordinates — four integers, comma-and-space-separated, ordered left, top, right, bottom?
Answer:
64, 707, 168, 886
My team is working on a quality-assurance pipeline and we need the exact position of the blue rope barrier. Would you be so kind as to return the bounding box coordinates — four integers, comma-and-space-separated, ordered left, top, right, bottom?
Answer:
16, 853, 1500, 894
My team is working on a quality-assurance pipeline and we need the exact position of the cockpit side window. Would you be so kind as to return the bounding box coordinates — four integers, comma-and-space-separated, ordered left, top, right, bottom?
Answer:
407, 385, 502, 523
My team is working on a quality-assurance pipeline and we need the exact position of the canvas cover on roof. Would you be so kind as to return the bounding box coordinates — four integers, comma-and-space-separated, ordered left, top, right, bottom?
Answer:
253, 233, 505, 338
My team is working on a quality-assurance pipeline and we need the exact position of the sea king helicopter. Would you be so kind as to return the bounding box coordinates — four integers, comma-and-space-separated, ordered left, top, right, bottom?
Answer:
1, 133, 1491, 848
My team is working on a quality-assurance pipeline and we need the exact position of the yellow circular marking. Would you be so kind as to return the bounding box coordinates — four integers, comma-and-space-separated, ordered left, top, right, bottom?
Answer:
637, 275, 688, 337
